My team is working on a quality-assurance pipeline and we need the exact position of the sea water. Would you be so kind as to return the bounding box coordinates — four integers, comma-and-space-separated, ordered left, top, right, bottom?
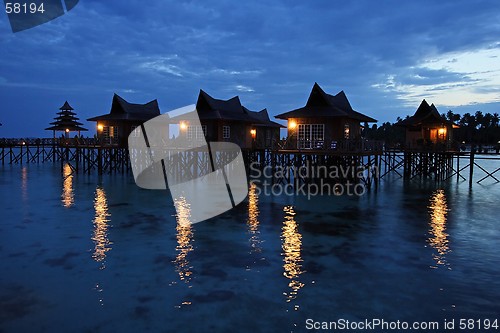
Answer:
1, 160, 499, 332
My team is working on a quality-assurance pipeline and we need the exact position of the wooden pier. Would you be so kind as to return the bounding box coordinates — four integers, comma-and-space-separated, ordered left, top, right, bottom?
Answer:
380, 148, 500, 185
1, 138, 499, 187
0, 138, 130, 175
246, 147, 382, 189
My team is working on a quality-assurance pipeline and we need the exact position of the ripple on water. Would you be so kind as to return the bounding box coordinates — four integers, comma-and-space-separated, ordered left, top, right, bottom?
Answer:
0, 285, 39, 323
189, 290, 235, 303
43, 251, 80, 270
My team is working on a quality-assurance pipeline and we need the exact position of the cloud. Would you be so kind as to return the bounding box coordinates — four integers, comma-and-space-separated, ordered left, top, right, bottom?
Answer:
234, 85, 255, 93
2, 0, 500, 137
139, 61, 184, 77
372, 45, 500, 107
210, 69, 263, 76
121, 89, 138, 94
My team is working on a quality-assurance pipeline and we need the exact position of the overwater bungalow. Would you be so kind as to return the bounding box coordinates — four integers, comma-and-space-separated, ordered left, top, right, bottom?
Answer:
171, 90, 282, 149
45, 101, 88, 138
87, 94, 162, 145
396, 99, 459, 148
275, 83, 377, 149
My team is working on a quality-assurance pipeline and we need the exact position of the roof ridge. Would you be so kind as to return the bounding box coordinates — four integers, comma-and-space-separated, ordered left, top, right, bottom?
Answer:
111, 93, 160, 115
276, 83, 376, 122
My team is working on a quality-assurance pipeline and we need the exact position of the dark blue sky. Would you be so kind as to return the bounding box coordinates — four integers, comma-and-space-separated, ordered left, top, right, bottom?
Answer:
1, 0, 500, 137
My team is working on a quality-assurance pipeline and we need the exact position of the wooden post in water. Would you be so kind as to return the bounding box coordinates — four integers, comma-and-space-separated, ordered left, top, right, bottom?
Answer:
469, 150, 475, 187
97, 147, 103, 175
52, 141, 56, 162
75, 147, 79, 172
403, 152, 409, 179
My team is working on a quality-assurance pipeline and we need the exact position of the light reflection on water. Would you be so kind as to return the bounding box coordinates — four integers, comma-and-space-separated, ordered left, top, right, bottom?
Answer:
247, 182, 262, 253
281, 206, 304, 308
428, 189, 450, 268
92, 186, 112, 268
62, 163, 74, 208
92, 186, 112, 306
21, 166, 28, 202
3, 162, 500, 331
173, 197, 194, 285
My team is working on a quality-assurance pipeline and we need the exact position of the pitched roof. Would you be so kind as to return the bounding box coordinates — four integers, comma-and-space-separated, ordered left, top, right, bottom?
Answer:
45, 125, 88, 131
275, 83, 377, 122
396, 99, 456, 127
170, 90, 284, 127
87, 94, 161, 122
248, 108, 283, 128
50, 118, 84, 125
59, 101, 74, 111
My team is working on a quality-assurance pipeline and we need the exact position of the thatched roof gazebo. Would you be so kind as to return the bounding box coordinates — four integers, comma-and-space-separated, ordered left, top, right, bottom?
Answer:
45, 101, 88, 138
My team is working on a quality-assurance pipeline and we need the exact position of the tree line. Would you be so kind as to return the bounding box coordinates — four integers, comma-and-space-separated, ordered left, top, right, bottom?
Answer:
365, 110, 500, 145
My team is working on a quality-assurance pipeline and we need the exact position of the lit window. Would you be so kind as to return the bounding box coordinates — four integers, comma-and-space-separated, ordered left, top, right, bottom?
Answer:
110, 126, 117, 138
298, 124, 324, 149
344, 124, 350, 139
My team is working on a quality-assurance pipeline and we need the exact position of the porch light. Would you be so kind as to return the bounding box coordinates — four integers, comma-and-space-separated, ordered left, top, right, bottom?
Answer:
180, 121, 188, 131
65, 129, 70, 133
438, 128, 446, 135
288, 120, 297, 129
250, 129, 257, 138
97, 124, 104, 132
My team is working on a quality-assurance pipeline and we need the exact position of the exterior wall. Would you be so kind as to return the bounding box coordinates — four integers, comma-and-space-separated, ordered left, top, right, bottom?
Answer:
286, 117, 363, 149
177, 119, 279, 150
210, 121, 279, 150
217, 121, 252, 149
254, 127, 280, 149
326, 118, 362, 141
203, 120, 218, 141
405, 128, 422, 147
196, 120, 253, 149
94, 120, 164, 146
405, 123, 453, 147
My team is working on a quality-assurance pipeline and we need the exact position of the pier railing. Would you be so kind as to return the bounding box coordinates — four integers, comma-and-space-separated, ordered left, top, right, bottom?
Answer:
2, 138, 498, 188
277, 139, 384, 153
0, 137, 124, 147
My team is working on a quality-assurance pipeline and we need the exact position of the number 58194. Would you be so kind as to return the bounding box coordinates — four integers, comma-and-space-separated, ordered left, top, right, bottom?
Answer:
5, 2, 46, 14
